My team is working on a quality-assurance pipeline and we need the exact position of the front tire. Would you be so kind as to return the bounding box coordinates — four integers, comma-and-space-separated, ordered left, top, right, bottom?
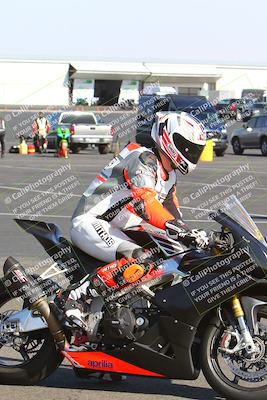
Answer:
232, 138, 244, 155
201, 319, 267, 400
260, 138, 267, 156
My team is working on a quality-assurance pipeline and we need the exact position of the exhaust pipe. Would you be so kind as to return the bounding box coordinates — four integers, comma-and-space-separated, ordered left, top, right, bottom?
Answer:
32, 297, 66, 350
3, 257, 66, 350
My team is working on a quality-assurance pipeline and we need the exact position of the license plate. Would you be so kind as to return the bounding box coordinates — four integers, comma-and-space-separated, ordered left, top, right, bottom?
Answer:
83, 138, 96, 143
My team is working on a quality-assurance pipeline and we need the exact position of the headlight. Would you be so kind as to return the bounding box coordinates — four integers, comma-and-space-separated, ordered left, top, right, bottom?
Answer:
221, 128, 227, 134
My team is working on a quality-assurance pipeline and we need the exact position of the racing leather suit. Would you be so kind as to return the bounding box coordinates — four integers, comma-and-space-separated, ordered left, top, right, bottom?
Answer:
70, 142, 185, 297
32, 117, 50, 137
69, 142, 209, 302
71, 143, 182, 264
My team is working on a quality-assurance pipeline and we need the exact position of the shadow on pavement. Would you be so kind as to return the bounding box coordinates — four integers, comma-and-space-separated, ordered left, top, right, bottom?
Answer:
40, 365, 219, 400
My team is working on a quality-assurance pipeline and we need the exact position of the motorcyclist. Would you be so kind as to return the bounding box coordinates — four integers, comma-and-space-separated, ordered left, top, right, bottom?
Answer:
63, 112, 208, 318
0, 116, 6, 158
55, 126, 71, 157
32, 112, 51, 152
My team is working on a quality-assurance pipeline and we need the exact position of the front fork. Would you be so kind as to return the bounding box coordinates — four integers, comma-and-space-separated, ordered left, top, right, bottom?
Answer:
219, 296, 256, 355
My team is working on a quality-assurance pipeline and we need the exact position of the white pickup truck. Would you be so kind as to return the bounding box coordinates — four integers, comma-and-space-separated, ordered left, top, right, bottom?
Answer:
50, 111, 114, 154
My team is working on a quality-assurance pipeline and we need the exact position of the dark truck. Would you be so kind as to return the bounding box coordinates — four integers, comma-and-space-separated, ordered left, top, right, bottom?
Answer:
137, 94, 228, 157
215, 98, 239, 120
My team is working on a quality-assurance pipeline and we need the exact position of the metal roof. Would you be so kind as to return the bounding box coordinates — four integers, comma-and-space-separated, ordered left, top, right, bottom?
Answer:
70, 61, 222, 82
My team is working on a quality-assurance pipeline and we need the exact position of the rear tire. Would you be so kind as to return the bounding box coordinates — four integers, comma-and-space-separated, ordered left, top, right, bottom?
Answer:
215, 149, 225, 157
71, 144, 81, 154
0, 332, 63, 385
0, 295, 63, 385
99, 144, 111, 154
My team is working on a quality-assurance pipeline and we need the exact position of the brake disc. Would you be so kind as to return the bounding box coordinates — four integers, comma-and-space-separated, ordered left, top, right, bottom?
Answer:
223, 336, 267, 382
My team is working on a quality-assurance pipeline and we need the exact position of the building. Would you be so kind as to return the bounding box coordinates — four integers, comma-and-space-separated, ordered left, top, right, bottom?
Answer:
1, 59, 267, 106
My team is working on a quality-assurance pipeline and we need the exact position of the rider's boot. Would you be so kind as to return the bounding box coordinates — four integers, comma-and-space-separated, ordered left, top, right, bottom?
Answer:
57, 249, 161, 324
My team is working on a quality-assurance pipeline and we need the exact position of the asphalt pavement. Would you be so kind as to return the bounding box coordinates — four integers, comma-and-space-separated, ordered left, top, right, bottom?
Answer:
0, 139, 266, 400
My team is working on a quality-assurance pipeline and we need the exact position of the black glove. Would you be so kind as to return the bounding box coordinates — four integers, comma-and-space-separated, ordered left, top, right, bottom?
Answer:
166, 220, 209, 249
208, 231, 231, 251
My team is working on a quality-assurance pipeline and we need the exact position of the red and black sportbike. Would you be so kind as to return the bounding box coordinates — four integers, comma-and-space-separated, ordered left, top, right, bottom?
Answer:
1, 196, 267, 400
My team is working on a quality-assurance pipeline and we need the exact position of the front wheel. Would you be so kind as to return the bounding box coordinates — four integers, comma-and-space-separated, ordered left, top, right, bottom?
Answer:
0, 296, 63, 385
260, 138, 267, 156
201, 317, 267, 400
232, 138, 244, 155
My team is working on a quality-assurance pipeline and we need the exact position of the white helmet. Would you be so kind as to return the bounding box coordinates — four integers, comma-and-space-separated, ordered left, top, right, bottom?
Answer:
151, 112, 207, 174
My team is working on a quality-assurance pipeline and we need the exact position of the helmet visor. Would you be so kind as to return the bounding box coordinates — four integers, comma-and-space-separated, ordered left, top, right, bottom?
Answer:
173, 133, 205, 164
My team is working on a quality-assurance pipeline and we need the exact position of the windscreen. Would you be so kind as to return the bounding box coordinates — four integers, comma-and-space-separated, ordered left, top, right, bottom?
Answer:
222, 195, 265, 243
60, 114, 96, 124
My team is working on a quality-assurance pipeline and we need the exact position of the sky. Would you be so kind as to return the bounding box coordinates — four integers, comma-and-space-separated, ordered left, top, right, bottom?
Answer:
0, 0, 266, 65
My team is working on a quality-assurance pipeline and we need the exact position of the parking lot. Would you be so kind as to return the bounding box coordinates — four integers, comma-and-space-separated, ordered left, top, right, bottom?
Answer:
0, 140, 266, 400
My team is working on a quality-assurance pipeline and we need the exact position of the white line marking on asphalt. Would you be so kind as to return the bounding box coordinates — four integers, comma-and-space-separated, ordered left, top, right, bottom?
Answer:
1, 212, 267, 224
0, 164, 96, 175
181, 205, 214, 212
0, 212, 70, 218
197, 166, 267, 175
0, 185, 80, 197
180, 180, 267, 191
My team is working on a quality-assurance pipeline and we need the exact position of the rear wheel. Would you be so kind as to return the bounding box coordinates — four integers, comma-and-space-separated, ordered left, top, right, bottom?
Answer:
71, 144, 81, 154
201, 315, 267, 400
260, 138, 267, 156
99, 144, 111, 154
232, 138, 244, 155
215, 149, 226, 157
0, 296, 63, 385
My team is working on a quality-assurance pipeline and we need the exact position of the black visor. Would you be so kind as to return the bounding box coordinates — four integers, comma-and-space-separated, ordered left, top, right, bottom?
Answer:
173, 134, 205, 164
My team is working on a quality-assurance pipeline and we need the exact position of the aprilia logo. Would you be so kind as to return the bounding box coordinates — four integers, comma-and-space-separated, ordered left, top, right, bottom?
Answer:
88, 360, 113, 369
92, 221, 115, 247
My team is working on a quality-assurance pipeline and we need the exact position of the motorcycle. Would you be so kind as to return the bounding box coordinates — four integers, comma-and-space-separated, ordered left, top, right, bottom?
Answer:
75, 98, 89, 106
1, 195, 267, 400
56, 127, 71, 158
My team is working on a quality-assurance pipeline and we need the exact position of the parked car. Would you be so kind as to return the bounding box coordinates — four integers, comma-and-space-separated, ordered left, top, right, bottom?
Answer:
189, 109, 228, 156
247, 102, 267, 118
231, 114, 267, 156
137, 94, 228, 157
241, 88, 264, 101
215, 98, 239, 120
234, 98, 267, 121
47, 112, 114, 154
